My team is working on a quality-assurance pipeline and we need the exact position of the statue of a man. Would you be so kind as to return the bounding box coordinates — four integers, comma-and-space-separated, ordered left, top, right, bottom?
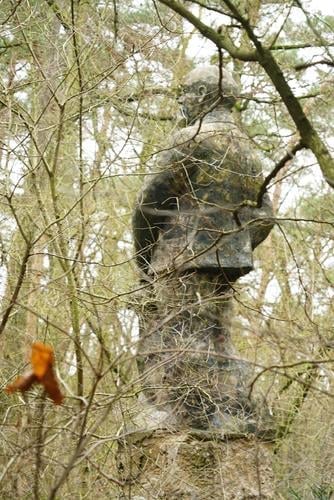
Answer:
132, 65, 274, 431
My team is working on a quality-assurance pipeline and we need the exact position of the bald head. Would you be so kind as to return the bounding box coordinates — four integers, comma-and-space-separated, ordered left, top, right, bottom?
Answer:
178, 65, 239, 124
184, 65, 238, 98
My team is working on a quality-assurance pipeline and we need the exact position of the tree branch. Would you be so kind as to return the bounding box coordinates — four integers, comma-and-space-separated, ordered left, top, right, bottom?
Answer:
294, 59, 334, 71
221, 0, 334, 187
158, 0, 334, 188
44, 0, 71, 31
0, 244, 31, 336
271, 42, 334, 50
257, 140, 305, 207
157, 0, 258, 61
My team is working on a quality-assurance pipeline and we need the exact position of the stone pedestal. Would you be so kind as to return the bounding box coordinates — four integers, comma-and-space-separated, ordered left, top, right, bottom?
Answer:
137, 273, 260, 431
116, 429, 275, 499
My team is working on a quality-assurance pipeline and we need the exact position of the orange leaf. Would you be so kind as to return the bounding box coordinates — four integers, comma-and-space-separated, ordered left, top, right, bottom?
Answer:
31, 342, 54, 379
5, 342, 64, 405
41, 368, 64, 405
5, 372, 37, 394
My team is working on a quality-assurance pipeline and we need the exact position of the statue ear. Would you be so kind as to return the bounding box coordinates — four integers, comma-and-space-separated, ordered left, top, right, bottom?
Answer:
198, 84, 207, 102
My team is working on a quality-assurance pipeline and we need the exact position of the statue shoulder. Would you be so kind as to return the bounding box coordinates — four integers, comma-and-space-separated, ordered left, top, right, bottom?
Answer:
156, 125, 203, 167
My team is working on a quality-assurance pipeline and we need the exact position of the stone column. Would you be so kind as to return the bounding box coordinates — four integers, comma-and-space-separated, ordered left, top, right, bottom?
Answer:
117, 272, 276, 498
136, 272, 265, 433
116, 429, 275, 499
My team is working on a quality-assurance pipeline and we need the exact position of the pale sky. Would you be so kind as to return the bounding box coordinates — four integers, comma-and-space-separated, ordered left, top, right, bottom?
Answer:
312, 0, 333, 14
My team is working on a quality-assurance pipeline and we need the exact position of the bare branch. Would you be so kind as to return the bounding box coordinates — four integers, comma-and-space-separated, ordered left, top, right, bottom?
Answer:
271, 42, 334, 50
157, 0, 258, 61
158, 0, 334, 187
221, 0, 334, 187
294, 59, 334, 71
257, 140, 305, 207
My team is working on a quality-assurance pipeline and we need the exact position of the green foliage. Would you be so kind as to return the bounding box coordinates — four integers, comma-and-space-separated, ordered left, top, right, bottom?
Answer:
289, 484, 334, 499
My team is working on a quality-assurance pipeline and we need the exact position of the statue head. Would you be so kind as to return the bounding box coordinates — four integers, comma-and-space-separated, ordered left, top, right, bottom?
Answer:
178, 65, 239, 124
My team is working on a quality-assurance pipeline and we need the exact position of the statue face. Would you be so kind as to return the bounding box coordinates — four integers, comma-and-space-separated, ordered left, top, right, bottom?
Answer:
178, 66, 239, 124
177, 82, 218, 125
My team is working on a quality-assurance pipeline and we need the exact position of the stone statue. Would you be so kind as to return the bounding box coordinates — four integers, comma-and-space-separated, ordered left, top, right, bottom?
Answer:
132, 65, 274, 431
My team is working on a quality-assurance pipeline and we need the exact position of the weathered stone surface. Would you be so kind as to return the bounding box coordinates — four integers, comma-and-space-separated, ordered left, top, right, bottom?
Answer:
132, 65, 274, 431
133, 66, 274, 278
136, 272, 268, 431
116, 430, 275, 499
